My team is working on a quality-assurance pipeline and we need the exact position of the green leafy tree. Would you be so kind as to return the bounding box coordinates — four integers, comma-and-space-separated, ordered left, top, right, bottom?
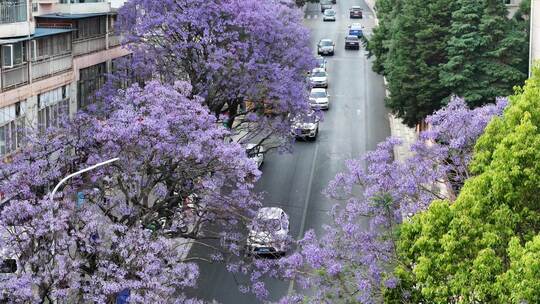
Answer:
365, 0, 401, 74
441, 0, 528, 108
384, 0, 456, 127
392, 68, 540, 302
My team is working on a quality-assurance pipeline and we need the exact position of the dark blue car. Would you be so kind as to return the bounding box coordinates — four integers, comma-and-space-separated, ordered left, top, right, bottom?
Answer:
348, 24, 363, 38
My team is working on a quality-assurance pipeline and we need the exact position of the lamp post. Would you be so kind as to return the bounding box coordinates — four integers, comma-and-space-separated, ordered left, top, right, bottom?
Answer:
49, 157, 119, 202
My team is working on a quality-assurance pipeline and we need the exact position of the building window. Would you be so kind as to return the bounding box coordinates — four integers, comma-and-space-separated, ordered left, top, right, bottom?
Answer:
38, 85, 70, 133
78, 62, 106, 109
0, 0, 27, 24
75, 16, 106, 40
32, 33, 71, 60
1, 41, 25, 68
0, 101, 26, 156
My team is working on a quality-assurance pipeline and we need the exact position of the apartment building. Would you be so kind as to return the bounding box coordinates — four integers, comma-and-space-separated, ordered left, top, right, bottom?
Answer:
0, 0, 128, 157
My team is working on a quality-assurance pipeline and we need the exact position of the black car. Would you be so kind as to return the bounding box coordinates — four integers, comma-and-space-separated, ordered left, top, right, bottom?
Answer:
344, 35, 360, 50
320, 0, 332, 12
349, 6, 363, 18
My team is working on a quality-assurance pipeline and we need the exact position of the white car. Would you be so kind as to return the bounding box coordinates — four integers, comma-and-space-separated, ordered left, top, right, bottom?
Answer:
323, 9, 336, 21
245, 143, 265, 168
309, 88, 330, 110
291, 111, 320, 140
246, 207, 289, 256
309, 68, 328, 88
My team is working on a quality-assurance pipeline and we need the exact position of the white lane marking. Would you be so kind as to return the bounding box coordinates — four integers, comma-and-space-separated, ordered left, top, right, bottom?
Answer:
288, 142, 320, 295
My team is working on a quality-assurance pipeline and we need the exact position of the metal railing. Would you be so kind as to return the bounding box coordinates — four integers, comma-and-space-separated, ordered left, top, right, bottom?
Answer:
107, 34, 122, 48
1, 63, 29, 90
73, 35, 106, 56
0, 1, 27, 24
31, 53, 73, 81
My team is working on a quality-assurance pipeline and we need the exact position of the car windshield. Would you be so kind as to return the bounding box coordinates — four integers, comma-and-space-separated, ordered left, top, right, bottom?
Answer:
253, 218, 281, 232
312, 71, 326, 77
317, 58, 325, 65
320, 40, 333, 46
310, 91, 326, 98
246, 147, 259, 158
325, 10, 335, 15
346, 36, 359, 41
351, 7, 361, 10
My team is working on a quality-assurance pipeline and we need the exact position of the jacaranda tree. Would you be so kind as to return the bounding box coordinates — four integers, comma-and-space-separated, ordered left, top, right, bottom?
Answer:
116, 0, 313, 147
0, 81, 262, 303
277, 97, 506, 303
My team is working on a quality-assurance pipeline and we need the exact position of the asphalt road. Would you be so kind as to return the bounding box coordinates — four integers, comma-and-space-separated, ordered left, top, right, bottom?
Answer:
189, 1, 390, 302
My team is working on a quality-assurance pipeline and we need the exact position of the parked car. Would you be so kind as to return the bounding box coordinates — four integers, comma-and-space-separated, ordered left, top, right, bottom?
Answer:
331, 0, 337, 3
245, 143, 265, 168
345, 35, 360, 50
309, 68, 328, 88
323, 9, 336, 22
317, 39, 335, 56
348, 23, 364, 38
309, 88, 330, 110
316, 56, 327, 70
320, 0, 332, 12
349, 6, 363, 18
291, 111, 320, 140
246, 207, 290, 256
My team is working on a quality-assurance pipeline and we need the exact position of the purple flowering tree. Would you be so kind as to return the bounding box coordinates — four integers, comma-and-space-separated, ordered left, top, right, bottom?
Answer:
276, 97, 507, 303
115, 0, 314, 148
0, 82, 261, 303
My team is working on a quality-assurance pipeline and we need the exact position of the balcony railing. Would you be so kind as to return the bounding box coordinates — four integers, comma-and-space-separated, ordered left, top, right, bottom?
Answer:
73, 35, 106, 56
1, 63, 29, 90
0, 1, 27, 24
108, 34, 123, 48
31, 53, 72, 81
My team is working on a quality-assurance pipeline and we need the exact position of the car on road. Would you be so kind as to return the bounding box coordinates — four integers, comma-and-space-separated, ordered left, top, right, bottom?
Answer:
317, 39, 335, 56
348, 23, 364, 38
245, 143, 265, 168
345, 35, 360, 50
309, 88, 330, 110
309, 68, 328, 88
349, 6, 363, 18
322, 9, 336, 22
320, 0, 332, 12
291, 111, 320, 140
315, 56, 327, 70
246, 207, 289, 256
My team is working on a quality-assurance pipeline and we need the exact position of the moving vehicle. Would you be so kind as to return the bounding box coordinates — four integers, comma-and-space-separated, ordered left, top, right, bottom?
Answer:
309, 68, 328, 88
349, 6, 363, 18
348, 23, 364, 38
317, 39, 335, 56
320, 0, 332, 12
323, 9, 336, 22
291, 111, 320, 140
345, 35, 360, 50
309, 88, 330, 110
245, 143, 265, 168
246, 207, 289, 256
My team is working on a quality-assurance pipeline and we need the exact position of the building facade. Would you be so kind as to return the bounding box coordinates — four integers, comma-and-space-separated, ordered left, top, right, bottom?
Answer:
0, 0, 128, 157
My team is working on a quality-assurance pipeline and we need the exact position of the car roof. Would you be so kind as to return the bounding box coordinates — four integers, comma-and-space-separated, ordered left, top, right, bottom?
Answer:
311, 67, 326, 73
346, 35, 359, 39
350, 23, 362, 28
245, 143, 257, 150
351, 6, 362, 9
319, 38, 333, 43
257, 207, 285, 220
311, 88, 327, 93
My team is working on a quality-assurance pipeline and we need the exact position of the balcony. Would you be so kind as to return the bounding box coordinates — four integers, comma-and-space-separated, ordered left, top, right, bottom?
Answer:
49, 0, 110, 14
1, 63, 29, 90
107, 34, 121, 48
31, 53, 72, 81
73, 35, 106, 56
0, 1, 33, 37
0, 1, 26, 24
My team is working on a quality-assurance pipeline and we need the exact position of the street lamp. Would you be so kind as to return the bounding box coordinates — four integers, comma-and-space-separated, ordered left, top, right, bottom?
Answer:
49, 157, 119, 202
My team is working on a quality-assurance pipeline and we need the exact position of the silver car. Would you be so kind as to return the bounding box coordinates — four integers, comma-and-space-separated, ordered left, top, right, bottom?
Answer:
317, 39, 335, 56
309, 88, 330, 110
309, 68, 328, 88
316, 56, 327, 70
246, 207, 290, 256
